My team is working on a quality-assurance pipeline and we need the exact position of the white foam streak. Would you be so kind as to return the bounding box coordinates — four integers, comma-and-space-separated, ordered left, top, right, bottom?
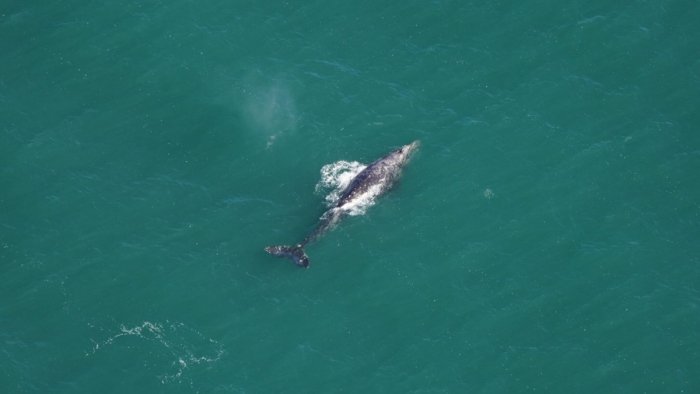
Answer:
315, 160, 381, 216
315, 160, 366, 205
86, 320, 225, 386
338, 183, 383, 216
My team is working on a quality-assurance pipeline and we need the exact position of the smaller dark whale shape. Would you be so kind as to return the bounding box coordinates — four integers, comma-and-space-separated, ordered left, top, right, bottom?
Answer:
265, 141, 419, 268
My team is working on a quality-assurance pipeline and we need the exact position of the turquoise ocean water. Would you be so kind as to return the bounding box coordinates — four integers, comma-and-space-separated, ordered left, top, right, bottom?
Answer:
2, 1, 699, 392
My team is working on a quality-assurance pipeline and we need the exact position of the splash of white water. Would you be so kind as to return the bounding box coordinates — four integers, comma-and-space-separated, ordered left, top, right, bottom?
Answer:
315, 160, 382, 216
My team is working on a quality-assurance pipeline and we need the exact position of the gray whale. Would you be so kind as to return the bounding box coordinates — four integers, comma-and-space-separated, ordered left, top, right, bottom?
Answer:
265, 140, 420, 268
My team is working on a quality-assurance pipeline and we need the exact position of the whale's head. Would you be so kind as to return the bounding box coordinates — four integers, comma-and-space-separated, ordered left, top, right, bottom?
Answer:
390, 140, 420, 167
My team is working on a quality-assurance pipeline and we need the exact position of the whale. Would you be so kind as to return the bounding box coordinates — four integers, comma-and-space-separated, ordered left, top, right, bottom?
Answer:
265, 140, 420, 268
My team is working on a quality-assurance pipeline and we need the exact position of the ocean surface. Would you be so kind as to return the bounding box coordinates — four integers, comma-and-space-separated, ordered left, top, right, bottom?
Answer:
2, 1, 699, 393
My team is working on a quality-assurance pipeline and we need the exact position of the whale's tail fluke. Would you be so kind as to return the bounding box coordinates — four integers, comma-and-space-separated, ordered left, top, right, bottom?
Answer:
264, 244, 310, 268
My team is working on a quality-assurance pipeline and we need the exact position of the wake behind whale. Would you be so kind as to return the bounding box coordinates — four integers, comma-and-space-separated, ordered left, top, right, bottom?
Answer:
265, 141, 420, 268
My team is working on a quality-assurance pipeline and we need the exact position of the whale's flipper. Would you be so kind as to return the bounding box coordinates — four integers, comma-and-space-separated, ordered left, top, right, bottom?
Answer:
264, 244, 309, 268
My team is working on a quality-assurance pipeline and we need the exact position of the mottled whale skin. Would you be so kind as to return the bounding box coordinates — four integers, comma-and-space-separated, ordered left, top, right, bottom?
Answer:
265, 140, 420, 268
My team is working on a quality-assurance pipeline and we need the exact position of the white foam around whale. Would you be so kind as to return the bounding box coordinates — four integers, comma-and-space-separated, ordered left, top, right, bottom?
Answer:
315, 160, 380, 216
